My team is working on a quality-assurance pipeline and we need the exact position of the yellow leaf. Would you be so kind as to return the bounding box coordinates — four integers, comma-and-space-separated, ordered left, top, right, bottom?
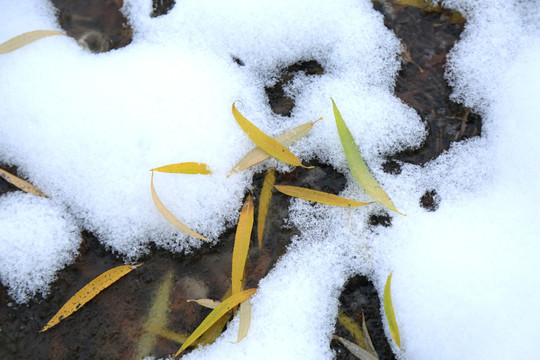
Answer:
274, 185, 372, 207
232, 195, 254, 295
361, 313, 378, 356
333, 335, 379, 360
257, 168, 275, 249
332, 98, 404, 215
338, 311, 366, 349
228, 118, 322, 176
136, 270, 174, 359
0, 168, 47, 198
383, 272, 401, 348
187, 298, 221, 309
41, 263, 142, 332
151, 162, 211, 174
234, 299, 252, 343
0, 30, 63, 54
151, 171, 210, 241
148, 326, 189, 344
232, 102, 313, 169
173, 288, 257, 357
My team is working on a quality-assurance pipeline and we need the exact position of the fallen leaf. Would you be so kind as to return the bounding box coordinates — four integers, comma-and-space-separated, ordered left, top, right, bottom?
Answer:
0, 30, 63, 54
148, 326, 189, 344
41, 264, 142, 332
234, 299, 251, 343
383, 272, 401, 348
187, 298, 221, 309
0, 168, 47, 197
257, 168, 275, 249
228, 118, 322, 176
332, 98, 404, 215
174, 288, 257, 357
232, 195, 254, 295
362, 313, 378, 356
274, 185, 372, 207
136, 270, 174, 359
338, 311, 367, 349
151, 162, 211, 174
151, 171, 210, 241
333, 335, 379, 360
232, 102, 312, 169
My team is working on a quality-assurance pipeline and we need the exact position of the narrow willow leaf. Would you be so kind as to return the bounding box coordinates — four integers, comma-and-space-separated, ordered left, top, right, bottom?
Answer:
275, 185, 372, 207
0, 169, 47, 198
332, 98, 404, 215
228, 118, 322, 176
151, 162, 211, 174
232, 195, 254, 295
232, 102, 313, 169
333, 335, 379, 360
234, 299, 252, 343
136, 270, 174, 359
187, 298, 221, 309
151, 171, 210, 241
257, 168, 275, 249
0, 30, 63, 54
41, 264, 142, 332
148, 326, 189, 344
198, 286, 233, 346
338, 311, 366, 349
173, 288, 257, 357
362, 313, 378, 356
383, 272, 401, 348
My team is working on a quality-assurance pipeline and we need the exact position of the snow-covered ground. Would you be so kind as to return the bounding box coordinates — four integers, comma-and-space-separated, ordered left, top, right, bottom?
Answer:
0, 0, 539, 359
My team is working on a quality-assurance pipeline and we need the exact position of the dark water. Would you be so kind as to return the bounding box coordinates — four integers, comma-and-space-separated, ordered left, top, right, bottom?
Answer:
0, 1, 478, 359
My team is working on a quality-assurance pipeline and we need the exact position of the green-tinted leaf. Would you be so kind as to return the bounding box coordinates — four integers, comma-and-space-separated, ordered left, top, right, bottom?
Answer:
383, 272, 400, 348
333, 335, 379, 360
41, 264, 142, 332
173, 288, 257, 357
228, 119, 322, 176
0, 168, 47, 198
232, 102, 312, 169
338, 311, 366, 349
257, 168, 275, 249
332, 98, 404, 215
362, 313, 377, 356
275, 185, 372, 207
136, 270, 174, 359
151, 162, 212, 174
151, 171, 210, 241
0, 30, 63, 54
232, 195, 254, 295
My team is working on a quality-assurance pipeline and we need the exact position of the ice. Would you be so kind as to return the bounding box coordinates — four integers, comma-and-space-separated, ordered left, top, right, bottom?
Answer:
1, 0, 539, 359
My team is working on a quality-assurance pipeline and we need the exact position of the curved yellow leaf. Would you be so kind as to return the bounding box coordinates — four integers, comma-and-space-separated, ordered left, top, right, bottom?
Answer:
232, 102, 313, 169
228, 118, 322, 176
174, 288, 257, 357
274, 185, 372, 207
257, 168, 275, 249
0, 168, 47, 197
41, 264, 142, 332
151, 171, 210, 241
187, 298, 221, 309
151, 162, 211, 174
383, 272, 400, 348
338, 311, 366, 349
234, 299, 251, 343
332, 98, 404, 215
0, 30, 63, 54
232, 195, 254, 295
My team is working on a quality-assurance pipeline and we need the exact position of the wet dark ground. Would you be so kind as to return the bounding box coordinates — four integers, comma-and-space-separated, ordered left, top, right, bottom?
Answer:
0, 1, 480, 359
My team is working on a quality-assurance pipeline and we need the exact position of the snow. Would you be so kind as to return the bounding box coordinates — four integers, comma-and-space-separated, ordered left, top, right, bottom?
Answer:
1, 0, 539, 359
